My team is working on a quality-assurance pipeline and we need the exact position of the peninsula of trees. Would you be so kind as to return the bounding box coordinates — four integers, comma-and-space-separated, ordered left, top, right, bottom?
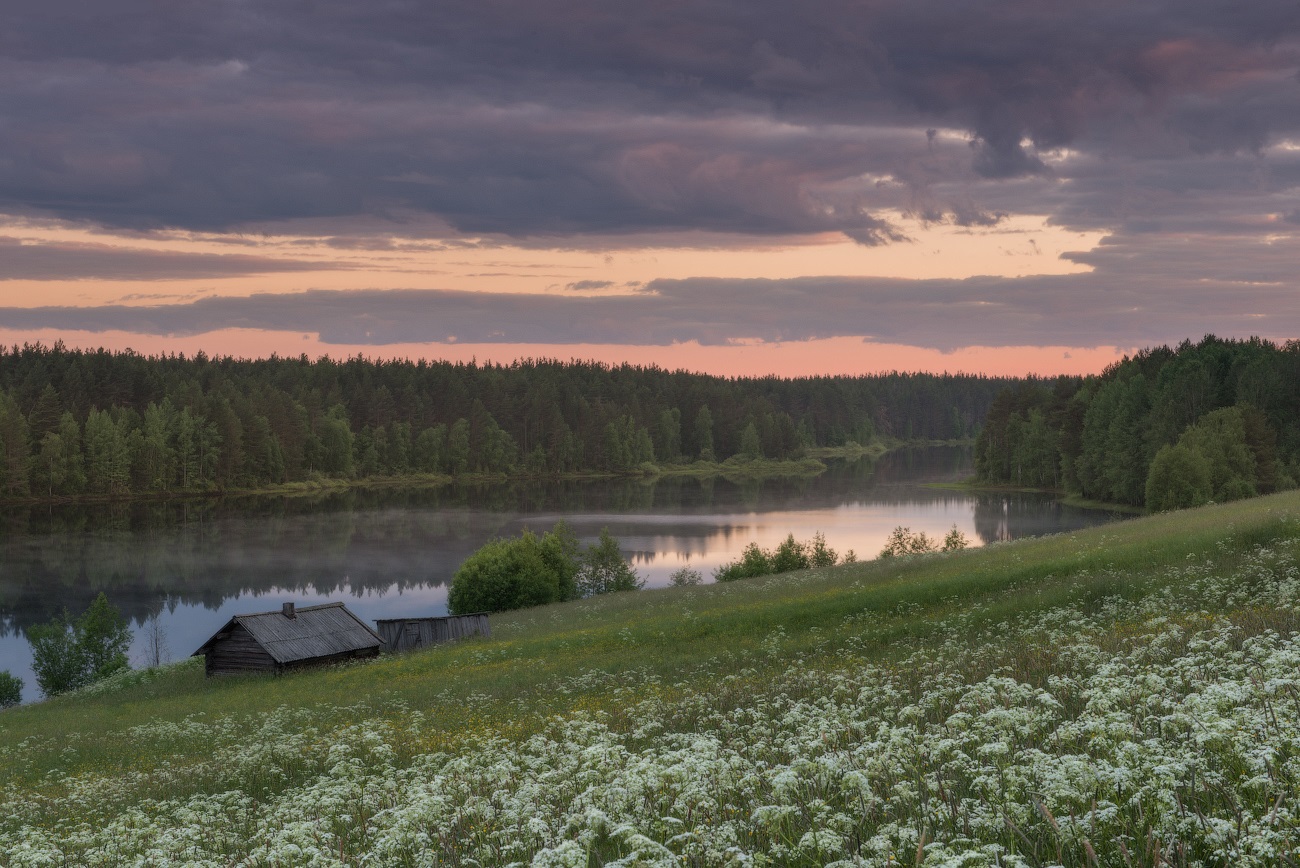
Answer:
975, 336, 1299, 510
0, 344, 1011, 501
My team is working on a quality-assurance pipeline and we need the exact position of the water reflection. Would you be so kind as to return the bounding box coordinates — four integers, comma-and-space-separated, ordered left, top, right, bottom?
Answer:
0, 447, 1124, 701
971, 492, 1109, 545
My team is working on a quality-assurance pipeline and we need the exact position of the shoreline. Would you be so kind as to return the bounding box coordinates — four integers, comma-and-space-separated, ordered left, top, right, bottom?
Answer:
0, 441, 987, 509
921, 478, 1146, 513
0, 456, 840, 510
1, 439, 981, 510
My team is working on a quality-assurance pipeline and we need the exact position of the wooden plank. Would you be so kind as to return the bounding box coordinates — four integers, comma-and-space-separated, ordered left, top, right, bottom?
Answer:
376, 614, 492, 653
207, 623, 278, 675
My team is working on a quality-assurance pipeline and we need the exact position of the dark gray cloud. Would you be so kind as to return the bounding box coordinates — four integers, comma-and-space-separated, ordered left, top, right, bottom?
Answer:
1, 0, 1298, 244
0, 237, 340, 280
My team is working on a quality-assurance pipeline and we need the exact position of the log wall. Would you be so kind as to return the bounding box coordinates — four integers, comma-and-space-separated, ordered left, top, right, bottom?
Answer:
205, 623, 279, 676
376, 613, 491, 653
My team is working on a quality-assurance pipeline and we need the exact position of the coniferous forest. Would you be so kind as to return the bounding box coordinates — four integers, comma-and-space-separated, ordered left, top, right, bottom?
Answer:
975, 336, 1300, 509
0, 343, 1012, 500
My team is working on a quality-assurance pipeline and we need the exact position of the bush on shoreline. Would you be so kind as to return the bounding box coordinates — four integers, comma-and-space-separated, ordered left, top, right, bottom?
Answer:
28, 593, 131, 698
0, 671, 21, 708
714, 532, 853, 582
449, 521, 641, 613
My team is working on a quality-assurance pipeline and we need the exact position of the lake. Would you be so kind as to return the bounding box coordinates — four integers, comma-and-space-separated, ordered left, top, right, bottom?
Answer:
0, 446, 1125, 702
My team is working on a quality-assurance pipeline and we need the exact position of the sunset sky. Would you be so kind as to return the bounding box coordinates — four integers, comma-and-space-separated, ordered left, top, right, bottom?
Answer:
2, 1, 1299, 377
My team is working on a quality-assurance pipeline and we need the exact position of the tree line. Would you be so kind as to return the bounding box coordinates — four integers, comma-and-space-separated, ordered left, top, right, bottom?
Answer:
0, 343, 1012, 499
975, 336, 1300, 509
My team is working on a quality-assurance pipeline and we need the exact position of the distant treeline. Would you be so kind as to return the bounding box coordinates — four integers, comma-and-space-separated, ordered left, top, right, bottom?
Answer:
0, 344, 1011, 499
975, 336, 1300, 509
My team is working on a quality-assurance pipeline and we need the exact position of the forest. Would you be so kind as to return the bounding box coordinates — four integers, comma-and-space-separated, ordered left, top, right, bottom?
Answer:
0, 343, 1011, 500
975, 335, 1300, 509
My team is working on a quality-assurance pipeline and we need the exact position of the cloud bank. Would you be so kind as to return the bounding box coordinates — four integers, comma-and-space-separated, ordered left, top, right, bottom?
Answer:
3, 0, 1299, 355
0, 0, 1297, 244
0, 237, 340, 281
3, 262, 1292, 353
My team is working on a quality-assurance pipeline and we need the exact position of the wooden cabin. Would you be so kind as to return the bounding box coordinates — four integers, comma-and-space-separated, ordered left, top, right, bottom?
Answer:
193, 602, 383, 677
374, 613, 491, 653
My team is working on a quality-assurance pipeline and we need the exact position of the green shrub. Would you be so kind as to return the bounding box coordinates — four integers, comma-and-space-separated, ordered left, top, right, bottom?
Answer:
941, 525, 969, 552
536, 521, 581, 603
668, 566, 703, 586
878, 526, 937, 558
575, 528, 643, 596
28, 593, 131, 698
711, 561, 748, 583
78, 593, 133, 682
715, 532, 851, 582
0, 671, 21, 708
450, 521, 644, 613
809, 532, 838, 567
714, 542, 775, 582
448, 533, 567, 615
769, 534, 810, 573
28, 615, 82, 697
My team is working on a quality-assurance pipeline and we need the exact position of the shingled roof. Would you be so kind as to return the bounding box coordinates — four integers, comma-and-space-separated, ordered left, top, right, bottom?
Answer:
193, 602, 382, 664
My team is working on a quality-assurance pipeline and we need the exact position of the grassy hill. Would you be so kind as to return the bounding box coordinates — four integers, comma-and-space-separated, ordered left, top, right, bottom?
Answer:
3, 493, 1300, 865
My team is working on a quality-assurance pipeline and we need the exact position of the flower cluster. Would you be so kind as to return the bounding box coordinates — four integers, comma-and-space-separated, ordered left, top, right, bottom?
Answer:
2, 540, 1299, 865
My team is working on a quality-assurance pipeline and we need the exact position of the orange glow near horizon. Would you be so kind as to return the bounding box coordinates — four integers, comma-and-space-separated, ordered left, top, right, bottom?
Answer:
0, 212, 1104, 307
0, 212, 1121, 376
0, 327, 1126, 378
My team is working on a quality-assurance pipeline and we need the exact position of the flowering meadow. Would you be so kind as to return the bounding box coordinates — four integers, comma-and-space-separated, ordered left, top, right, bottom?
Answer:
3, 496, 1300, 865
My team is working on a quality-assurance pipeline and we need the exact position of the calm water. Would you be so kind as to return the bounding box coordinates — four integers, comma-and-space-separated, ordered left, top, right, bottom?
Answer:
0, 447, 1124, 702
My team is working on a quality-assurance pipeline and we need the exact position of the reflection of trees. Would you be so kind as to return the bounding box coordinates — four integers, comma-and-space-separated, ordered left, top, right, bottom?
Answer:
0, 507, 518, 635
695, 476, 715, 505
1, 445, 980, 537
974, 495, 1015, 545
972, 493, 1123, 546
842, 454, 878, 485
0, 447, 988, 635
868, 446, 970, 485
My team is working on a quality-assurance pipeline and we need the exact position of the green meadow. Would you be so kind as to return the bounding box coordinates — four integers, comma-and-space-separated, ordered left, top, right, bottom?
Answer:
3, 492, 1300, 865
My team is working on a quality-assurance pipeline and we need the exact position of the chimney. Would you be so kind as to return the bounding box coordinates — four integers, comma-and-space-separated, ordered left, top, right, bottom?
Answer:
282, 602, 296, 619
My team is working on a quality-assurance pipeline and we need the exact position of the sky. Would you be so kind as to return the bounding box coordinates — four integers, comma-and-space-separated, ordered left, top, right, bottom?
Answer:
2, 0, 1299, 377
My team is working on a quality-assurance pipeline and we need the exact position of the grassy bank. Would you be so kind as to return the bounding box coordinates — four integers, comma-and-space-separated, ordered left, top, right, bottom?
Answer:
805, 442, 889, 459
3, 493, 1300, 864
655, 455, 828, 478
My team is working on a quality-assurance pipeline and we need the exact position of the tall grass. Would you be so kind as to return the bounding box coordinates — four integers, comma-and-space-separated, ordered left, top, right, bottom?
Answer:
2, 492, 1299, 865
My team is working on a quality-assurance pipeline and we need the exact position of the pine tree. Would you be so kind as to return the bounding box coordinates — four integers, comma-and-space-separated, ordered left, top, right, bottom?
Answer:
693, 405, 715, 462
446, 418, 470, 474
0, 391, 30, 496
739, 421, 763, 460
83, 409, 130, 495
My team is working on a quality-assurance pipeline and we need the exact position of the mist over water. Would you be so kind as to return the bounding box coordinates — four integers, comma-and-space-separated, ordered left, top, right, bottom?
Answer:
0, 446, 1124, 702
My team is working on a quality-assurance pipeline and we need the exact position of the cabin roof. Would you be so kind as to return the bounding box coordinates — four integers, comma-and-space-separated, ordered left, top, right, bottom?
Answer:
192, 602, 383, 664
373, 612, 489, 624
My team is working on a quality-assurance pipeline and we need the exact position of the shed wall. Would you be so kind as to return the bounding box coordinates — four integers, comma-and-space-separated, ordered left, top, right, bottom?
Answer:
206, 623, 278, 676
376, 614, 491, 653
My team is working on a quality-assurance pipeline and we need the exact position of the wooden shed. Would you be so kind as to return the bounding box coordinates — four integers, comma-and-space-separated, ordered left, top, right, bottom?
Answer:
193, 602, 383, 676
375, 613, 491, 653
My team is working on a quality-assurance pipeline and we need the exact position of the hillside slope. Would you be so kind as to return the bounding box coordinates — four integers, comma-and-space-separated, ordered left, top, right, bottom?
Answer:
3, 493, 1300, 865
